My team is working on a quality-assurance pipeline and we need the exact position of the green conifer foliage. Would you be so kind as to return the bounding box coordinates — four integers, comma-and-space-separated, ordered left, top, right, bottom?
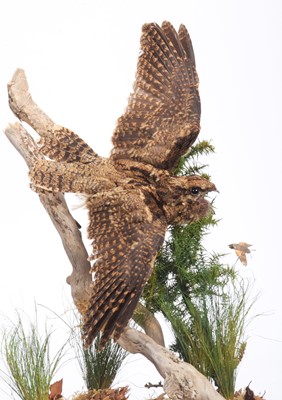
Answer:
143, 140, 254, 399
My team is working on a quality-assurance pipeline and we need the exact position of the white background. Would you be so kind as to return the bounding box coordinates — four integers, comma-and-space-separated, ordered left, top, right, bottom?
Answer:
0, 1, 282, 399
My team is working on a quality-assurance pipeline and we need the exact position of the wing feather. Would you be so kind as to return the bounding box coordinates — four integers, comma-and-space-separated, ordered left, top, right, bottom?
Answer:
111, 21, 200, 171
83, 188, 166, 348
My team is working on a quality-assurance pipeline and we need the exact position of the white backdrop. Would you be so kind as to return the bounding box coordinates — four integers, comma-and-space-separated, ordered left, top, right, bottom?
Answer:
0, 1, 281, 399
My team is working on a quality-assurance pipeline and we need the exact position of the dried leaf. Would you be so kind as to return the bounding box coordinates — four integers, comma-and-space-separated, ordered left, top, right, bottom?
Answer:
71, 387, 129, 400
244, 384, 255, 400
49, 378, 63, 400
234, 384, 266, 400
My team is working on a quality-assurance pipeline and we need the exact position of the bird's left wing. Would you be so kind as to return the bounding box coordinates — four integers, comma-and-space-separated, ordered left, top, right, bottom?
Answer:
111, 21, 200, 172
83, 187, 167, 348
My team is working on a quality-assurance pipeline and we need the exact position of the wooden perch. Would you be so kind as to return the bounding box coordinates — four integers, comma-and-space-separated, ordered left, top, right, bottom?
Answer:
4, 68, 226, 400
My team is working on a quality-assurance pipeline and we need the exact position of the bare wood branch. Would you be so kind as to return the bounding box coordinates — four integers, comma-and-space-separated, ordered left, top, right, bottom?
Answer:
4, 68, 226, 400
133, 303, 165, 347
4, 122, 92, 315
8, 69, 55, 137
144, 381, 163, 389
4, 121, 44, 167
117, 328, 225, 400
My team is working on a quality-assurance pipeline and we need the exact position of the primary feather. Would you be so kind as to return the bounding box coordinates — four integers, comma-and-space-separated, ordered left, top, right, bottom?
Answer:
29, 21, 216, 348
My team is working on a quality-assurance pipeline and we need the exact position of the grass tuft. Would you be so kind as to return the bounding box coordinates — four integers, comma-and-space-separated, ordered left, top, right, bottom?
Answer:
0, 310, 65, 400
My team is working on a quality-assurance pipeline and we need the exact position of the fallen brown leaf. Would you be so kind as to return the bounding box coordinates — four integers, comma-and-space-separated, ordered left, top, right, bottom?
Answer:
49, 378, 63, 400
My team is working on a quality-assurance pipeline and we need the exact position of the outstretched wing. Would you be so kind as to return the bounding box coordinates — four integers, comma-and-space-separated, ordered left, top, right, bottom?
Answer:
111, 21, 200, 172
83, 188, 167, 348
229, 243, 253, 266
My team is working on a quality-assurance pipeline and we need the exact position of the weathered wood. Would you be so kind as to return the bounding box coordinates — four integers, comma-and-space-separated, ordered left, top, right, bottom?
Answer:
4, 122, 92, 315
4, 69, 225, 400
118, 328, 226, 400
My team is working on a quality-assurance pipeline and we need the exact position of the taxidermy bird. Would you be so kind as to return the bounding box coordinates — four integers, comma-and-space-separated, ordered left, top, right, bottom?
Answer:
29, 21, 217, 348
229, 242, 253, 266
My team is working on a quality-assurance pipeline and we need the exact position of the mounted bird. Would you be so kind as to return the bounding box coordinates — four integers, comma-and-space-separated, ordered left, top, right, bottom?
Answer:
29, 21, 217, 348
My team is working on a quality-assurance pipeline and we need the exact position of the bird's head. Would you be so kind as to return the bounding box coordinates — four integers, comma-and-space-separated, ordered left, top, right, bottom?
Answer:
157, 175, 217, 225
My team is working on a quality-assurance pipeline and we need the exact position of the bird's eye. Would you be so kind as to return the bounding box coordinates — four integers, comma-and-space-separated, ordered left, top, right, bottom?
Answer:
190, 187, 200, 195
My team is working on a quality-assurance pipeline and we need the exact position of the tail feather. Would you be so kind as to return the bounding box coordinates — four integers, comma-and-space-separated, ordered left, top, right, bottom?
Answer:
39, 126, 98, 163
29, 159, 113, 194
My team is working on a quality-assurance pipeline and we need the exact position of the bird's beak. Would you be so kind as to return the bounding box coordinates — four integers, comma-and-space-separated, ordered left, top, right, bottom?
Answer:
209, 182, 219, 194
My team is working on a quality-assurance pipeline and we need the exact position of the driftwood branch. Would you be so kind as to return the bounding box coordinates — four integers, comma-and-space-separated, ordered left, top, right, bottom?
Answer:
118, 329, 225, 400
133, 302, 165, 347
4, 68, 225, 400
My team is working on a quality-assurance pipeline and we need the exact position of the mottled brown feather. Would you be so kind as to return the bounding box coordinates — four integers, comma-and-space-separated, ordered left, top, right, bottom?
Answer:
83, 189, 166, 347
28, 21, 216, 349
111, 21, 200, 172
39, 126, 97, 163
29, 159, 117, 194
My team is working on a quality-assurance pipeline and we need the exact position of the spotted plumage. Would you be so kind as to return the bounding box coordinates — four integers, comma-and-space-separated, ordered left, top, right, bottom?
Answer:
29, 21, 217, 348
